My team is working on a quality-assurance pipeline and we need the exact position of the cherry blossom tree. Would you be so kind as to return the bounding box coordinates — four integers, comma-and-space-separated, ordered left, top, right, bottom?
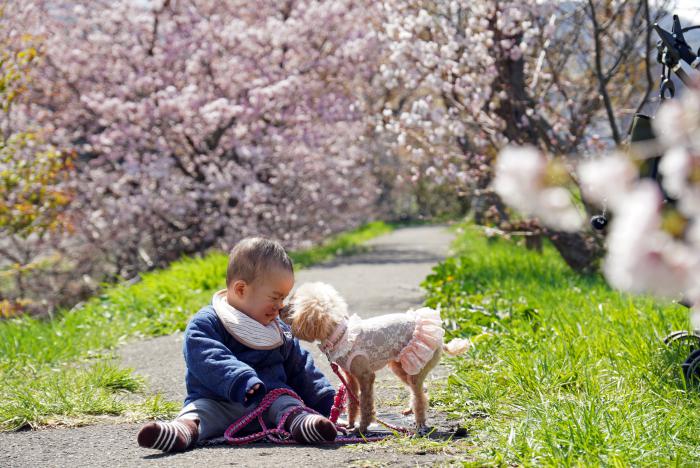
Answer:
4, 0, 383, 311
3, 0, 675, 312
375, 0, 667, 271
0, 12, 77, 317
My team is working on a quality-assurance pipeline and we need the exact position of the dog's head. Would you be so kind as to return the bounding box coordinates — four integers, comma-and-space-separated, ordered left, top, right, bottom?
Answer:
281, 282, 348, 342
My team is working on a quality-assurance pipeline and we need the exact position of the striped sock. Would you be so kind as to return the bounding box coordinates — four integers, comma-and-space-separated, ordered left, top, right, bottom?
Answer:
137, 417, 199, 452
285, 411, 337, 444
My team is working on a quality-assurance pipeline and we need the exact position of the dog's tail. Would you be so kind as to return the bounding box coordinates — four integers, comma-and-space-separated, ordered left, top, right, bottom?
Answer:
443, 338, 471, 356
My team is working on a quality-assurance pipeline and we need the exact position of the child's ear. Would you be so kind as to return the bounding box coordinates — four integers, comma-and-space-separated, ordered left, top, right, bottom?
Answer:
231, 280, 248, 298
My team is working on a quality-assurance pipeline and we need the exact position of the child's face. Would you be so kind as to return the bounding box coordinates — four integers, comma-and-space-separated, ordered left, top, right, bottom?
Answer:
228, 268, 294, 326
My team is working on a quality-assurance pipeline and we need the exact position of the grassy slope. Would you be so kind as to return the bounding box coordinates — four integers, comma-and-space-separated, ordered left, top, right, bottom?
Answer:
423, 224, 700, 466
0, 221, 393, 431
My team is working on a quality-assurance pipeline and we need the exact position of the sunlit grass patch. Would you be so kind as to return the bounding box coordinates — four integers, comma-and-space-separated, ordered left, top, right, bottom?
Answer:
424, 224, 700, 465
1, 362, 142, 430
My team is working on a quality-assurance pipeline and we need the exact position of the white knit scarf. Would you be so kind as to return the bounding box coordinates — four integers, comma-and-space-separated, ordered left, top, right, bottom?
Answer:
212, 289, 283, 350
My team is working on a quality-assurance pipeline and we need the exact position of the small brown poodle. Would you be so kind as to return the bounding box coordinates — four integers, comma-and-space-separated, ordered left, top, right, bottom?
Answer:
281, 282, 470, 433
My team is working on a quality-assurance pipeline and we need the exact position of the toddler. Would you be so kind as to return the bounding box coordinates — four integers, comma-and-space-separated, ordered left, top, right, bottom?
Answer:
137, 237, 337, 451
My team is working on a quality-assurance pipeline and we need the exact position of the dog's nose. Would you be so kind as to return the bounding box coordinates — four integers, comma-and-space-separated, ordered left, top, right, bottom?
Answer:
279, 304, 292, 322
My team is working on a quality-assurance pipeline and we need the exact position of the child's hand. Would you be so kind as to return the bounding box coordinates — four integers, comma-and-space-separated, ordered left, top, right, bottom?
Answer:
243, 383, 261, 403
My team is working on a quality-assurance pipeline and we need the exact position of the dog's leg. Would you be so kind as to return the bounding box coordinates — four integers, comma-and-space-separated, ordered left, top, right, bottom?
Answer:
349, 355, 375, 433
407, 375, 427, 430
409, 347, 442, 433
345, 370, 360, 429
357, 373, 376, 433
388, 361, 414, 416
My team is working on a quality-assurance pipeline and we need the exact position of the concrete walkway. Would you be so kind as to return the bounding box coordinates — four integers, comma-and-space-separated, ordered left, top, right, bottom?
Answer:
1, 225, 468, 467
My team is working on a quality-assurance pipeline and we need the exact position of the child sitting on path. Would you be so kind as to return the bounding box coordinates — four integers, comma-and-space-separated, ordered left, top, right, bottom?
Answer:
137, 237, 337, 452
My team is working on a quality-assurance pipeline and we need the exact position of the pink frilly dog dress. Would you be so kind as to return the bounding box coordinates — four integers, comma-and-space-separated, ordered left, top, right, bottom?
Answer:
320, 307, 445, 375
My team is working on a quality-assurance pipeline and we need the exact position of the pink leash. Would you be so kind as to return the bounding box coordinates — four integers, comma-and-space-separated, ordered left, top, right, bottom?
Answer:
223, 388, 307, 445
223, 362, 412, 445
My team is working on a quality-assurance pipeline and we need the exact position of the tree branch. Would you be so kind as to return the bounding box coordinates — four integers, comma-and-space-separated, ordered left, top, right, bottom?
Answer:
629, 0, 654, 132
588, 0, 621, 145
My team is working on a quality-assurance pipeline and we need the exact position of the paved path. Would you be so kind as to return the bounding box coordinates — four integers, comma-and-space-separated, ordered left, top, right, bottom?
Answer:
2, 225, 467, 467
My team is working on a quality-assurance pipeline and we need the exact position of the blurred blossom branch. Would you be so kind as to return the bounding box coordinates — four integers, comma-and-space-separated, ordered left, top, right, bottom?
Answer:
494, 81, 700, 327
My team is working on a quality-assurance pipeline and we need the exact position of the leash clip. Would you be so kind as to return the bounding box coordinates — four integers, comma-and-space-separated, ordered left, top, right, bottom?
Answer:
660, 77, 675, 100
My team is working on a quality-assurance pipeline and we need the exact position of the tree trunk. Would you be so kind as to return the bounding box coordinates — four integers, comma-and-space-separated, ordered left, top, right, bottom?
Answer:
544, 230, 604, 274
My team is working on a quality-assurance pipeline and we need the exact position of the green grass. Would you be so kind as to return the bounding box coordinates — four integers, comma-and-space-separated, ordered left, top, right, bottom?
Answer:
0, 221, 393, 431
423, 224, 700, 466
289, 221, 393, 268
1, 361, 178, 430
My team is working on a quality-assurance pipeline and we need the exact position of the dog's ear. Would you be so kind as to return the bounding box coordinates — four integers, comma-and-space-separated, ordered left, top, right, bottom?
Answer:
288, 301, 335, 342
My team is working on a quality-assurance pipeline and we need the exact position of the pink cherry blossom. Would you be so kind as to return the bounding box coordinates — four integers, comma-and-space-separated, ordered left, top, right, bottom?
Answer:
577, 153, 638, 209
493, 146, 583, 232
603, 181, 700, 298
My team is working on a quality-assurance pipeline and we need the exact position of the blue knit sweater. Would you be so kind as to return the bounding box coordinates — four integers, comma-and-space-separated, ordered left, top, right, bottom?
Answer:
182, 305, 335, 416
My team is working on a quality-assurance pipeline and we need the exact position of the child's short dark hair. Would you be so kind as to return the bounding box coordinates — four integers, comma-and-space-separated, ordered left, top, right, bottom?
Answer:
226, 237, 293, 286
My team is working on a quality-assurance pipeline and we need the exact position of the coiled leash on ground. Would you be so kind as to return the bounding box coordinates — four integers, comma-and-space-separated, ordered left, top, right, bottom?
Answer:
223, 362, 413, 445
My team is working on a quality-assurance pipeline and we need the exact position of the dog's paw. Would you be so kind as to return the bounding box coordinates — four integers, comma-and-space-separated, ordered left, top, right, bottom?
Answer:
414, 425, 433, 437
401, 407, 413, 416
357, 424, 370, 434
